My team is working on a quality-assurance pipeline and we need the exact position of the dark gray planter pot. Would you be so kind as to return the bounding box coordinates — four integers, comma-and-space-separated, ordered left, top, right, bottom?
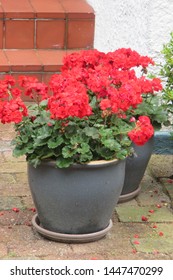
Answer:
28, 159, 125, 242
119, 137, 154, 203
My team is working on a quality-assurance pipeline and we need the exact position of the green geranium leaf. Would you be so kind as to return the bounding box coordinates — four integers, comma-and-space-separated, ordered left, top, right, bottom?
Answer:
33, 138, 49, 147
56, 157, 74, 168
29, 158, 41, 168
37, 126, 51, 139
97, 146, 115, 159
62, 146, 76, 158
65, 125, 77, 138
13, 147, 27, 157
70, 133, 88, 145
116, 150, 128, 159
77, 143, 90, 154
78, 151, 93, 162
99, 128, 113, 138
101, 138, 121, 151
83, 127, 99, 139
48, 137, 63, 148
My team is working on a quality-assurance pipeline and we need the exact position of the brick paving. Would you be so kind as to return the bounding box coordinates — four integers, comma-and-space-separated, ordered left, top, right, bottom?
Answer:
0, 123, 173, 260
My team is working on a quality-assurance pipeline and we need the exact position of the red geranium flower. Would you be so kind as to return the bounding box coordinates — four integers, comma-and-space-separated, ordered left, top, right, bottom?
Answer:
128, 116, 154, 145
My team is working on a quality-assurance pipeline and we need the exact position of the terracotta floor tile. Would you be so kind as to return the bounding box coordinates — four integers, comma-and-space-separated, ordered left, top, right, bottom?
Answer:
59, 0, 95, 19
42, 73, 55, 84
36, 50, 66, 71
4, 50, 42, 72
5, 20, 34, 49
0, 50, 10, 72
0, 5, 4, 18
67, 20, 94, 49
0, 20, 3, 48
36, 20, 65, 49
1, 0, 34, 18
29, 0, 65, 18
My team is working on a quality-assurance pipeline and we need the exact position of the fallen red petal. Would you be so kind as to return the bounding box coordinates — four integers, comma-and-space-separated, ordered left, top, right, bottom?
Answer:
156, 204, 162, 208
133, 240, 140, 245
132, 249, 137, 254
29, 207, 36, 212
153, 224, 157, 228
149, 209, 154, 213
0, 212, 4, 216
134, 234, 139, 238
167, 179, 173, 183
159, 231, 164, 236
141, 215, 148, 221
153, 250, 159, 255
12, 207, 19, 212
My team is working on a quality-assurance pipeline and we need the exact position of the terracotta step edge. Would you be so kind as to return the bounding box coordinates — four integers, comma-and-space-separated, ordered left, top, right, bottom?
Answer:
0, 0, 95, 19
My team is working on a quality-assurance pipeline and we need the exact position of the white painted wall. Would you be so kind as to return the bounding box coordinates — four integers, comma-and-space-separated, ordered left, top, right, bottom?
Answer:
87, 0, 173, 62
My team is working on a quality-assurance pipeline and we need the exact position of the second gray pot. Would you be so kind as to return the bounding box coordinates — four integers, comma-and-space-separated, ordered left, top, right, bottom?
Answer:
119, 137, 154, 202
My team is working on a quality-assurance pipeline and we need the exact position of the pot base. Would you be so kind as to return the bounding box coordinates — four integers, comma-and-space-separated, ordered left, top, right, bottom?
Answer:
32, 214, 113, 243
118, 185, 141, 203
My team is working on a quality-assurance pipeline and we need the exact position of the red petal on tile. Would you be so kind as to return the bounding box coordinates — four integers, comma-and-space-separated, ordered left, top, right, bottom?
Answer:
132, 249, 137, 254
12, 207, 19, 212
141, 215, 148, 221
133, 240, 140, 245
156, 204, 162, 208
153, 224, 158, 228
167, 179, 173, 183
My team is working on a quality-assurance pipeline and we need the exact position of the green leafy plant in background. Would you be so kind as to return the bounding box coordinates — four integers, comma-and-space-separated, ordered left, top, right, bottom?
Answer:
159, 32, 173, 137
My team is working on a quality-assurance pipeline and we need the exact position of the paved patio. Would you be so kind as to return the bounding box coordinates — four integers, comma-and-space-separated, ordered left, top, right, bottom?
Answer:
0, 123, 173, 260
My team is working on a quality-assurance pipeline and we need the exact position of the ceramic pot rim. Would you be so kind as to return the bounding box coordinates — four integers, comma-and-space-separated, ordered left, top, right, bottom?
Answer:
31, 158, 122, 169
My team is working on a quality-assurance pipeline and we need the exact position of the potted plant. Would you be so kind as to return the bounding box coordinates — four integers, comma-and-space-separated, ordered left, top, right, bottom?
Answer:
0, 48, 159, 242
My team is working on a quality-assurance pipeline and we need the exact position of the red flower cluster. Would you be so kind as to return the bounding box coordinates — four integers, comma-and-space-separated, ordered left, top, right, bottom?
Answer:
18, 76, 48, 100
0, 75, 21, 99
0, 48, 162, 147
128, 116, 154, 145
62, 49, 162, 117
0, 98, 28, 124
48, 74, 92, 119
0, 76, 28, 124
139, 77, 163, 94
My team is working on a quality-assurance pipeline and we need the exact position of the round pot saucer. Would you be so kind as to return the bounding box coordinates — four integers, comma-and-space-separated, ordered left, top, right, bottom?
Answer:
118, 185, 141, 203
32, 214, 113, 243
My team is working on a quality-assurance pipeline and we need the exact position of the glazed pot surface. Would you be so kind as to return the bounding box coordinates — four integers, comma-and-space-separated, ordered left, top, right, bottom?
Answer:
119, 137, 154, 201
28, 159, 125, 234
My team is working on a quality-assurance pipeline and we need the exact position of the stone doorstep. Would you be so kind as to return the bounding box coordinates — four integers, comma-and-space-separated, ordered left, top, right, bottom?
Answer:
0, 1, 95, 101
0, 0, 95, 50
0, 0, 94, 19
